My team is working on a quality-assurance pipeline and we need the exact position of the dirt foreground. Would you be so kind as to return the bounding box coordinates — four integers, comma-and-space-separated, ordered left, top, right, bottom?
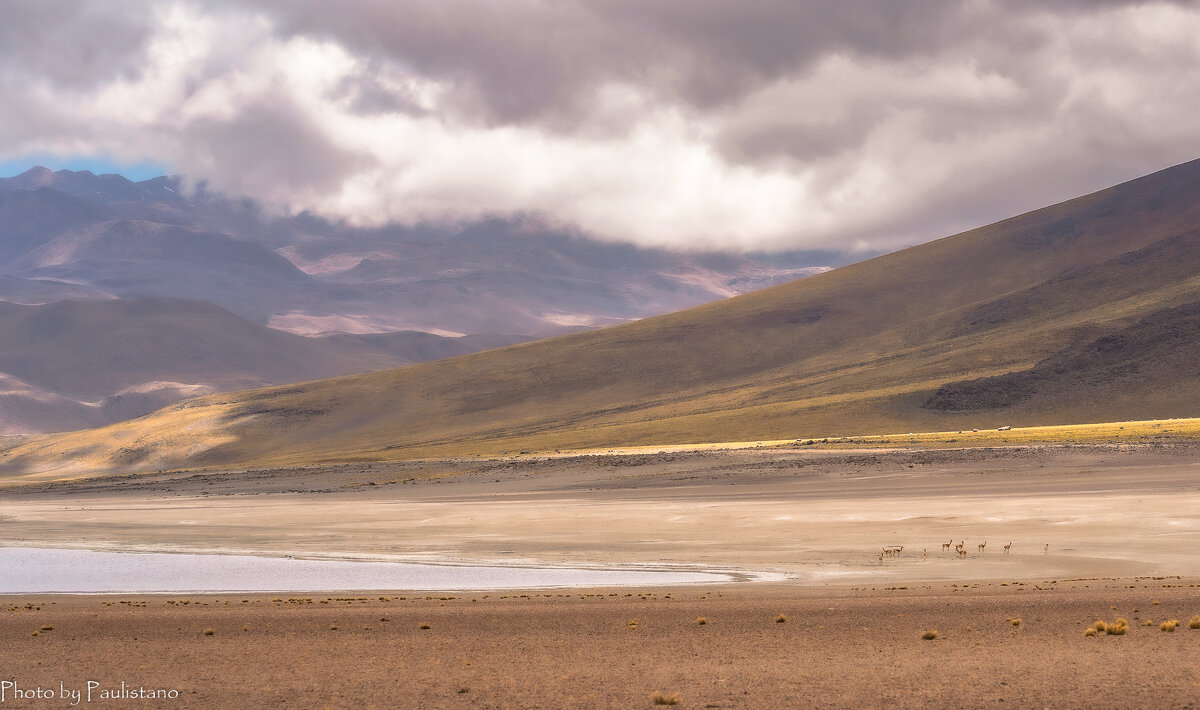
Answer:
3, 581, 1200, 709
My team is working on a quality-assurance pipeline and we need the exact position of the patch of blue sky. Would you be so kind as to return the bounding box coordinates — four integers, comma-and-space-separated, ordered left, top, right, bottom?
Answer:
0, 153, 170, 181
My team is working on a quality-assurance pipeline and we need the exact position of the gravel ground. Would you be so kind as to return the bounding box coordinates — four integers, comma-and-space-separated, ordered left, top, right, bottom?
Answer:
3, 579, 1200, 709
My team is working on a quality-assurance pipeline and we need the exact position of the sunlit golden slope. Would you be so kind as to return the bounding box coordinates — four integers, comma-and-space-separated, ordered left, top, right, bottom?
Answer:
4, 158, 1200, 477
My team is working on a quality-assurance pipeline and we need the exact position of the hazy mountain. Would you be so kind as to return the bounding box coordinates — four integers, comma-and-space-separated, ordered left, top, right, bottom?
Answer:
0, 297, 531, 435
6, 157, 1199, 474
0, 167, 840, 336
0, 275, 113, 304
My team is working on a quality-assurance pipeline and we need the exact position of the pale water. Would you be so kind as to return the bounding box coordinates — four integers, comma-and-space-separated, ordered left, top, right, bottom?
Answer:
0, 547, 735, 593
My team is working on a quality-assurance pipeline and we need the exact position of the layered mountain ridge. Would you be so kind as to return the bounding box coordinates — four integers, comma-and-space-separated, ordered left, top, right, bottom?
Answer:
0, 166, 837, 336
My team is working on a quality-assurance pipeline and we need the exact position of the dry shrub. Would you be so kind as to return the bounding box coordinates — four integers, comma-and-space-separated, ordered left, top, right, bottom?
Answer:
697, 617, 707, 625
203, 628, 215, 636
1160, 619, 1179, 632
651, 692, 680, 705
922, 630, 939, 640
775, 614, 787, 624
1086, 618, 1129, 636
1188, 615, 1200, 630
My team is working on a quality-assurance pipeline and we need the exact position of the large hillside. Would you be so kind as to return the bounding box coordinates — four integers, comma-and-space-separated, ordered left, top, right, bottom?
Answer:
4, 158, 1200, 477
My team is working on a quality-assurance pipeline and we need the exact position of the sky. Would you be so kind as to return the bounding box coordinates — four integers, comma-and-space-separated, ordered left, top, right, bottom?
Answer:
3, 0, 1200, 254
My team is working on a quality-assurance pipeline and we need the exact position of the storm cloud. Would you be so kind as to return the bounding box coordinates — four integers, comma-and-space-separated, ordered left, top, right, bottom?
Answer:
3, 0, 1200, 252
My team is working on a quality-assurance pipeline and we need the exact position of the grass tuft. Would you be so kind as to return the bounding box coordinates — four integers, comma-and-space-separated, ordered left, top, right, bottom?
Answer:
922, 629, 939, 640
1189, 615, 1200, 630
203, 628, 214, 636
1160, 619, 1179, 632
775, 614, 787, 624
697, 617, 707, 625
1083, 627, 1097, 637
651, 692, 679, 705
1086, 618, 1129, 636
39, 625, 53, 631
419, 623, 431, 630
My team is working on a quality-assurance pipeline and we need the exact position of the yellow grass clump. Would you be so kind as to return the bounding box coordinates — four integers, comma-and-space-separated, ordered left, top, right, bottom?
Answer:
1160, 620, 1179, 632
651, 692, 680, 706
922, 630, 939, 640
1188, 615, 1200, 630
775, 614, 787, 624
1087, 618, 1129, 636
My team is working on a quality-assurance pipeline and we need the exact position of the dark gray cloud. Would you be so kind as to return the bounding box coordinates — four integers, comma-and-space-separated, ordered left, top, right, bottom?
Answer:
3, 0, 1200, 252
0, 0, 154, 89
181, 91, 375, 207
249, 0, 976, 122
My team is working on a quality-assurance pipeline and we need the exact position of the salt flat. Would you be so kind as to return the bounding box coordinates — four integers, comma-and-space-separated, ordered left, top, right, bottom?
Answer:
0, 547, 733, 593
2, 442, 1197, 586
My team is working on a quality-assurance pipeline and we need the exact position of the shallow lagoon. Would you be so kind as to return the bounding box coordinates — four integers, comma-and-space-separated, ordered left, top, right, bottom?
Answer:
0, 547, 734, 593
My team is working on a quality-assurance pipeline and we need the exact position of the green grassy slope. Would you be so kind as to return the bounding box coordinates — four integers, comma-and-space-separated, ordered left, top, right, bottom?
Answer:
4, 158, 1200, 475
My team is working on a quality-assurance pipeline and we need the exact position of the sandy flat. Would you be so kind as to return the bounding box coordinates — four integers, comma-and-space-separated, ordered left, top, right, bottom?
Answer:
1, 441, 1199, 707
2, 442, 1199, 584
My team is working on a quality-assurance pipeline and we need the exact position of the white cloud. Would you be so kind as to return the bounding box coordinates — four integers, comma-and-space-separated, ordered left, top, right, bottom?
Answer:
3, 0, 1200, 253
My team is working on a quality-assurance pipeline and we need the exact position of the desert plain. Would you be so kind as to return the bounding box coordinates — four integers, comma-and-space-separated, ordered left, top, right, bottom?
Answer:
2, 428, 1200, 708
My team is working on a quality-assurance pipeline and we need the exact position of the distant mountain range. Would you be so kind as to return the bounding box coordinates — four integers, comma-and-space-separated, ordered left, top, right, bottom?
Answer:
0, 166, 838, 336
0, 166, 839, 433
6, 157, 1199, 476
